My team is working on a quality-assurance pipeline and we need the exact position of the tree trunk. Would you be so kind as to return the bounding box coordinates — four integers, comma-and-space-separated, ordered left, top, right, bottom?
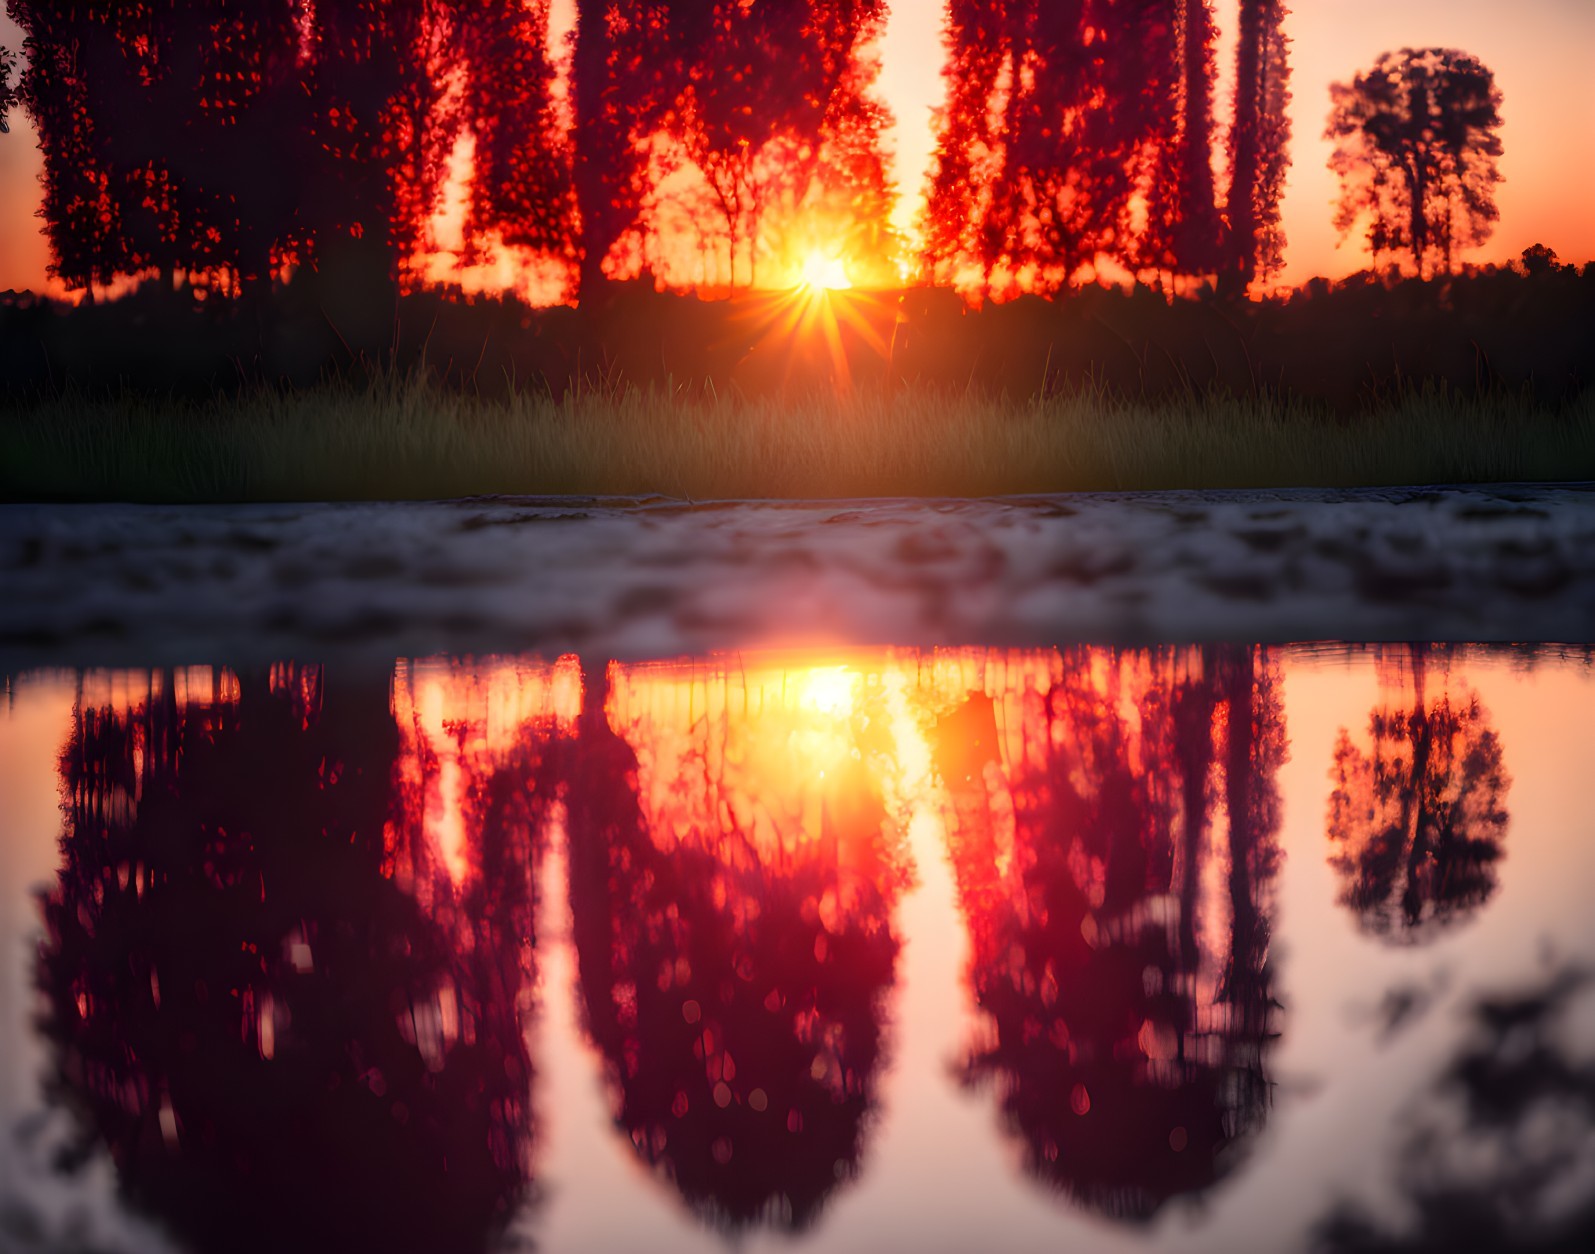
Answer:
1225, 1, 1264, 293
1179, 0, 1221, 276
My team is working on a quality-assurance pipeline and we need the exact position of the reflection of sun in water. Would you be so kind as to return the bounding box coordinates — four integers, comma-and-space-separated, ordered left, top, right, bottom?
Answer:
800, 251, 852, 293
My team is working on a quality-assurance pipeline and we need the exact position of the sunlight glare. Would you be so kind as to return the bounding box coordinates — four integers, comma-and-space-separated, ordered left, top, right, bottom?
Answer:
797, 666, 856, 717
800, 251, 852, 293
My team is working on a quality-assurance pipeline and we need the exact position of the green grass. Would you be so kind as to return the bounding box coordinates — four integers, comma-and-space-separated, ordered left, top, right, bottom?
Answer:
2, 378, 1592, 502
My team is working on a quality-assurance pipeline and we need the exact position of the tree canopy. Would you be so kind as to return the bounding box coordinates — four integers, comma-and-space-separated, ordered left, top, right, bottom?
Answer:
571, 0, 897, 295
1327, 48, 1504, 279
4, 6, 1536, 306
922, 1, 1293, 299
0, 3, 573, 300
0, 43, 19, 132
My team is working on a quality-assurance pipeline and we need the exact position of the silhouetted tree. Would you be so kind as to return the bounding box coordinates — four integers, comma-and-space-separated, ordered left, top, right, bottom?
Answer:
0, 43, 19, 133
300, 0, 447, 331
1328, 646, 1509, 943
924, 2, 1287, 297
1327, 48, 1504, 279
932, 646, 1284, 1219
4, 3, 312, 295
1225, 1, 1291, 290
678, 1, 803, 288
186, 1, 312, 296
451, 0, 576, 269
1165, 0, 1223, 275
803, 25, 898, 282
571, 1, 662, 299
7, 4, 135, 290
1518, 243, 1568, 279
7, 2, 574, 307
564, 660, 905, 1230
677, 0, 893, 289
39, 665, 535, 1254
570, 0, 894, 297
925, 1, 1146, 295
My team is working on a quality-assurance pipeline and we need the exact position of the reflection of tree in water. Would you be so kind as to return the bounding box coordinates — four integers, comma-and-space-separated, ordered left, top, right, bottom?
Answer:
933, 646, 1285, 1221
565, 661, 907, 1232
39, 664, 537, 1254
1328, 646, 1509, 943
1316, 967, 1595, 1253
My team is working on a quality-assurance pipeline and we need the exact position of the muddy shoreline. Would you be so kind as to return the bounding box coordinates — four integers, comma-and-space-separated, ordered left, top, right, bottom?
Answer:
4, 484, 1594, 671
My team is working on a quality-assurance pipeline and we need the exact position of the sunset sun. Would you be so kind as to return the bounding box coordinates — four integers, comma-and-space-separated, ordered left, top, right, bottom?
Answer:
799, 251, 852, 293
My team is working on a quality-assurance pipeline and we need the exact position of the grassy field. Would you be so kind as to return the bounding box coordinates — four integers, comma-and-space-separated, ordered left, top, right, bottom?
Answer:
3, 379, 1592, 502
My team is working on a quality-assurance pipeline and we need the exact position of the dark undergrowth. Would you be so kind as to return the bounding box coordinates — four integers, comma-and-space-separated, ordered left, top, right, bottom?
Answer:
3, 376, 1590, 503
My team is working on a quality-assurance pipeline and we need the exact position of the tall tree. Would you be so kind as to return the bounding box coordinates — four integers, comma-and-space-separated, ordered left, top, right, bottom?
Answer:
185, 0, 311, 295
7, 3, 138, 291
802, 19, 898, 282
570, 0, 682, 298
450, 0, 576, 268
1327, 48, 1504, 279
925, 1, 1132, 296
677, 0, 810, 288
1170, 0, 1223, 273
5, 2, 311, 295
925, 2, 1243, 296
1133, 0, 1222, 278
569, 0, 894, 297
301, 0, 449, 303
1225, 0, 1291, 290
8, 2, 577, 303
0, 42, 17, 132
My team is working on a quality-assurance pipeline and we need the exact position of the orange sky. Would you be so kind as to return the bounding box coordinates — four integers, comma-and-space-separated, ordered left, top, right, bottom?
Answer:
1, 0, 1591, 295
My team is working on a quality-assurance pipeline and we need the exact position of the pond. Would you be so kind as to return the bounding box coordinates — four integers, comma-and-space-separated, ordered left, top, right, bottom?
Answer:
2, 491, 1593, 1254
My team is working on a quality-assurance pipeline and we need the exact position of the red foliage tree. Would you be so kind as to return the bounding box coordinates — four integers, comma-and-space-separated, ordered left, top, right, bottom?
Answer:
299, 0, 449, 307
925, 1, 1120, 295
7, 3, 139, 291
925, 0, 1293, 298
5, 2, 312, 295
0, 42, 18, 131
805, 19, 897, 277
570, 0, 894, 297
1225, 0, 1292, 290
1165, 0, 1223, 274
570, 0, 676, 297
184, 1, 312, 294
450, 0, 575, 267
8, 1, 574, 304
926, 1, 1215, 296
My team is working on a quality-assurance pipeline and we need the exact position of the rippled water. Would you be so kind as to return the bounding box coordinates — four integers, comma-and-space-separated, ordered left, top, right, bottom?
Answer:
3, 643, 1593, 1254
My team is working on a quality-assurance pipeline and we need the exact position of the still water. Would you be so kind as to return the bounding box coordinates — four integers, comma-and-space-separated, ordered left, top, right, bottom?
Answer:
2, 644, 1592, 1253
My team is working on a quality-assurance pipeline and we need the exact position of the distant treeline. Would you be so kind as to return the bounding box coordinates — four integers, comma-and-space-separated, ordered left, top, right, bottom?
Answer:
0, 259, 1589, 408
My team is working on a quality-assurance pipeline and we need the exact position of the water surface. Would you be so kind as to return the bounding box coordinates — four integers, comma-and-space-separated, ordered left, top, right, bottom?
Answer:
3, 643, 1592, 1253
